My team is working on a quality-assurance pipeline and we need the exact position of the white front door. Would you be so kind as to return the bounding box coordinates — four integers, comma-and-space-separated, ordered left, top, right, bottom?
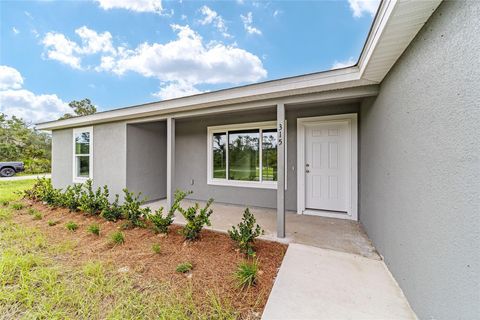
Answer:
305, 120, 350, 213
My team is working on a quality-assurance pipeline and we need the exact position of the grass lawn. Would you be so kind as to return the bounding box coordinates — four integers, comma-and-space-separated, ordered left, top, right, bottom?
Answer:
0, 180, 285, 319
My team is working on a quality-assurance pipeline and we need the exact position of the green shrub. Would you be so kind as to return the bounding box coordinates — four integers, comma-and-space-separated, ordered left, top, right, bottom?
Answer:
179, 197, 214, 241
1, 200, 9, 206
121, 189, 149, 228
66, 221, 78, 231
151, 243, 161, 254
176, 262, 193, 273
32, 212, 42, 220
11, 203, 24, 210
234, 260, 259, 289
228, 208, 264, 257
109, 231, 125, 245
101, 194, 122, 222
27, 208, 37, 215
87, 224, 100, 236
147, 190, 190, 234
48, 220, 59, 226
78, 180, 109, 215
61, 184, 83, 212
25, 178, 63, 206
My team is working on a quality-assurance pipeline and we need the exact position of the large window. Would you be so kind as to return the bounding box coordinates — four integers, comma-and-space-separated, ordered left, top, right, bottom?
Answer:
207, 121, 284, 189
73, 127, 93, 182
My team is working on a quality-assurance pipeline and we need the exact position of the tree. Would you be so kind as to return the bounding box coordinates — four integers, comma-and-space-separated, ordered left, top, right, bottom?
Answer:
0, 113, 51, 173
60, 98, 97, 119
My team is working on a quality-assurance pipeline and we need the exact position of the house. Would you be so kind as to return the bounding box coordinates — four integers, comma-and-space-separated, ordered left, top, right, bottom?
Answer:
37, 0, 479, 319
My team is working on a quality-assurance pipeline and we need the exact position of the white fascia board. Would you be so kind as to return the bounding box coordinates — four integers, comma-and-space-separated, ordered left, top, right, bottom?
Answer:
36, 67, 364, 130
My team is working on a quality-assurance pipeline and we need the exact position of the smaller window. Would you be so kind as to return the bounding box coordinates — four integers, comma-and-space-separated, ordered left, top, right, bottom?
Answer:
73, 127, 93, 182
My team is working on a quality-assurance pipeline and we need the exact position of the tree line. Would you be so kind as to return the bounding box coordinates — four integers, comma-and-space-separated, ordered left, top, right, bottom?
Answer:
0, 99, 96, 174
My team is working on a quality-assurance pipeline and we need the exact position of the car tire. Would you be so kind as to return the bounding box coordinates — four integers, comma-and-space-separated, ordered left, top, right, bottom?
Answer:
0, 167, 16, 177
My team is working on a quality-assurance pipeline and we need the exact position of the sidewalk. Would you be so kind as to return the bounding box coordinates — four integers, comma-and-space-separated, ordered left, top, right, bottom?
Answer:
0, 174, 51, 181
262, 244, 416, 320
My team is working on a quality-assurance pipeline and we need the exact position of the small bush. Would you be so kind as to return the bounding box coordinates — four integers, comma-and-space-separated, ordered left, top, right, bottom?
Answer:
176, 262, 193, 273
1, 200, 9, 206
234, 260, 259, 289
121, 189, 149, 228
48, 220, 59, 226
32, 212, 42, 220
25, 178, 63, 206
61, 184, 83, 212
109, 231, 125, 245
228, 208, 264, 257
147, 190, 190, 234
179, 196, 214, 241
27, 208, 37, 215
87, 224, 100, 236
66, 221, 78, 231
101, 194, 122, 222
78, 180, 109, 215
11, 203, 24, 210
151, 243, 161, 254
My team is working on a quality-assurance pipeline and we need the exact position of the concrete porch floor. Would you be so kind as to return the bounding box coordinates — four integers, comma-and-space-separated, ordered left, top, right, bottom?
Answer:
146, 199, 379, 260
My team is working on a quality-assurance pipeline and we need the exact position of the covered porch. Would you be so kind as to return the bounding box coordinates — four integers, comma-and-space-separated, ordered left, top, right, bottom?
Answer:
147, 199, 379, 260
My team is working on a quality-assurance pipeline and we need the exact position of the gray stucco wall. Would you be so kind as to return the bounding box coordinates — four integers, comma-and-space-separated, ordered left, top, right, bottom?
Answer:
126, 122, 167, 201
93, 122, 127, 198
51, 122, 127, 199
51, 129, 73, 189
359, 1, 480, 319
175, 103, 359, 210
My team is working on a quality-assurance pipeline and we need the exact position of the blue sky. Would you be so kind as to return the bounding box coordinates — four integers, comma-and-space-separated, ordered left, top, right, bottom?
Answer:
0, 0, 379, 123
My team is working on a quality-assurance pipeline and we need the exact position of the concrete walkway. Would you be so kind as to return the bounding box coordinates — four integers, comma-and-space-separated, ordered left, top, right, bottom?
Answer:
262, 244, 416, 320
147, 199, 379, 259
0, 173, 50, 181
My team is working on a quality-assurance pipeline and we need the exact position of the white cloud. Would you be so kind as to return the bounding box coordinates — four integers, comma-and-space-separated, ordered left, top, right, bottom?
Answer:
95, 55, 116, 72
240, 12, 262, 35
101, 24, 266, 88
12, 27, 20, 35
273, 10, 282, 18
75, 26, 116, 55
0, 66, 71, 123
42, 32, 82, 69
96, 0, 163, 13
198, 6, 231, 38
0, 89, 71, 124
348, 0, 380, 18
42, 26, 115, 69
331, 57, 356, 69
0, 66, 24, 90
153, 81, 203, 100
40, 24, 266, 101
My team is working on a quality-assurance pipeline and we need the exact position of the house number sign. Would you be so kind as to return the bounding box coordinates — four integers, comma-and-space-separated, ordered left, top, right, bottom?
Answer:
278, 122, 284, 146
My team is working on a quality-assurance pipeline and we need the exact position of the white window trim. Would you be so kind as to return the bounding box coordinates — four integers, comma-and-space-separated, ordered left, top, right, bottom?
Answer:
207, 121, 286, 190
72, 126, 93, 183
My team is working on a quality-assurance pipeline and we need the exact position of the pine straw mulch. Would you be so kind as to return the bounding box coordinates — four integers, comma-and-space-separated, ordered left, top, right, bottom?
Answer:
14, 199, 287, 319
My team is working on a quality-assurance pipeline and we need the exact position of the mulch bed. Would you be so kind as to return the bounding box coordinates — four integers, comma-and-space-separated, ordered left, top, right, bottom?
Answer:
14, 199, 287, 318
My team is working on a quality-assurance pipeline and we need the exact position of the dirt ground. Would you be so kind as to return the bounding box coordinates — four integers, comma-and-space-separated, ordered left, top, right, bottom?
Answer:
14, 200, 287, 318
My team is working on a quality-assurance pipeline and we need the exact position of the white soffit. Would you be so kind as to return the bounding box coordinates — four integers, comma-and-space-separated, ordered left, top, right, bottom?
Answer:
360, 0, 443, 82
36, 0, 443, 130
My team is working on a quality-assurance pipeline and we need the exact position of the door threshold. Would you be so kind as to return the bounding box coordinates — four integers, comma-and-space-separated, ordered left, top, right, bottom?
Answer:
303, 209, 355, 220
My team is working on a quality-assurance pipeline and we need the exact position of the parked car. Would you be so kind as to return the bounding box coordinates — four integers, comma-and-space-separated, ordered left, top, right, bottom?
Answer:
0, 162, 25, 177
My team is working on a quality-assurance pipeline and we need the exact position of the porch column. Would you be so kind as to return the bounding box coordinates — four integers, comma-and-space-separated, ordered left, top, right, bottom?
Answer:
166, 117, 175, 210
276, 103, 286, 238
